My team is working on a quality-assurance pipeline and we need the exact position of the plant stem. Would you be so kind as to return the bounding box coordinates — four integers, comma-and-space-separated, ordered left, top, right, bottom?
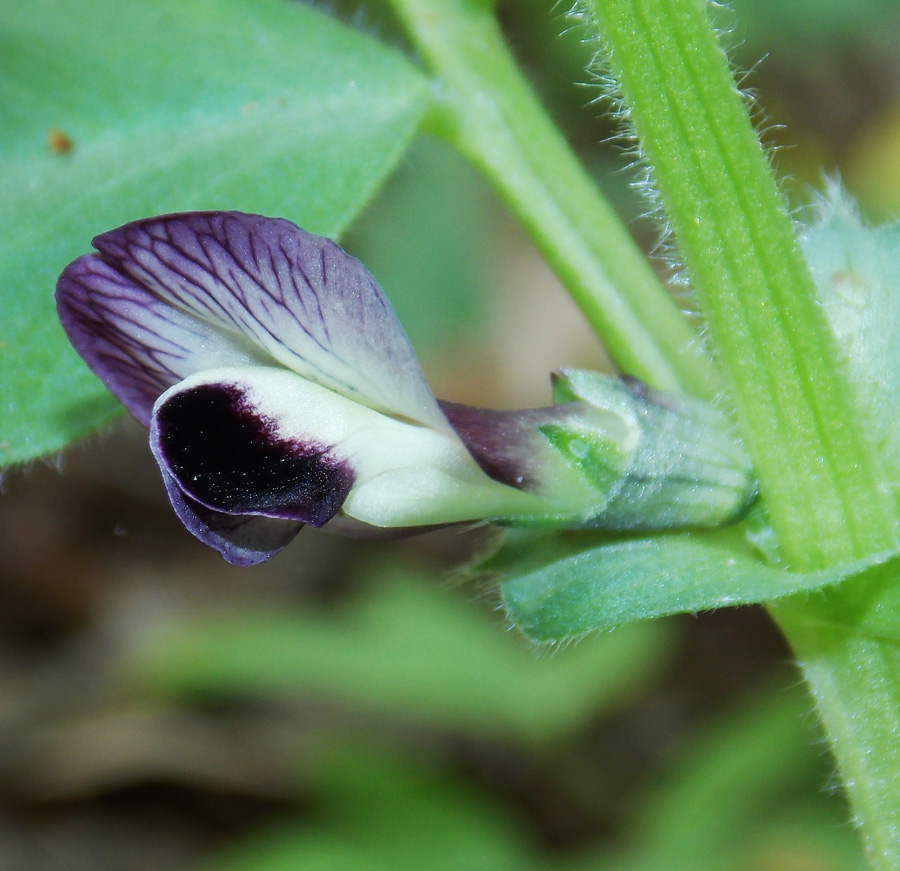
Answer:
772, 578, 900, 869
582, 0, 900, 865
584, 0, 897, 567
390, 0, 900, 863
385, 0, 722, 399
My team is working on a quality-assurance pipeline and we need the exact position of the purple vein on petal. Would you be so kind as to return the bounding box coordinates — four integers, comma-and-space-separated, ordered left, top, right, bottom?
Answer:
92, 212, 447, 429
57, 255, 267, 425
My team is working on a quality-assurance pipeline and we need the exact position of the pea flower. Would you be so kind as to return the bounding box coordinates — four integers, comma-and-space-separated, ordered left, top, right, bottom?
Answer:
56, 212, 754, 565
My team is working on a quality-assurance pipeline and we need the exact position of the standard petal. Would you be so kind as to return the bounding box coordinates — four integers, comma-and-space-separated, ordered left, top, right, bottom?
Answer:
92, 211, 447, 429
56, 254, 269, 425
159, 468, 303, 566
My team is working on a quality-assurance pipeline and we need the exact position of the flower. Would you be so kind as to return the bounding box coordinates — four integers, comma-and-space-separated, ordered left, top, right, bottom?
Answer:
56, 212, 754, 565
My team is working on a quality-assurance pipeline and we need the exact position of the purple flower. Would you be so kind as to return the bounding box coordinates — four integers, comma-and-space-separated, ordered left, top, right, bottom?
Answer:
56, 212, 754, 565
56, 213, 551, 563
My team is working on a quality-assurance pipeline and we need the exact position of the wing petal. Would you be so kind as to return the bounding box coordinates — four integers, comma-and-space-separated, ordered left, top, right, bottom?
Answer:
159, 468, 304, 566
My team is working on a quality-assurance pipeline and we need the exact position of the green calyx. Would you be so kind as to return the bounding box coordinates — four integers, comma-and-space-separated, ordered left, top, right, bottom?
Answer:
533, 371, 756, 530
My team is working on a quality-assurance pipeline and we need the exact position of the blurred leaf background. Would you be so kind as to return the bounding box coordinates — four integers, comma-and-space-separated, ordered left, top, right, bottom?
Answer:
3, 0, 900, 868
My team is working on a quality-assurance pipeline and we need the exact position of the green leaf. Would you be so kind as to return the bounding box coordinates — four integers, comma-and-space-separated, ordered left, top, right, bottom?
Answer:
202, 746, 536, 871
129, 565, 669, 743
0, 0, 428, 467
636, 687, 838, 861
492, 528, 900, 642
565, 686, 864, 871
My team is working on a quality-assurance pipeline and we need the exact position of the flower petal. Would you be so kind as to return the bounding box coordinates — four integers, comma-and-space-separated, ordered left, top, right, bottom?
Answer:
159, 467, 304, 566
91, 211, 447, 428
150, 377, 356, 525
440, 401, 586, 491
151, 366, 545, 532
56, 254, 268, 425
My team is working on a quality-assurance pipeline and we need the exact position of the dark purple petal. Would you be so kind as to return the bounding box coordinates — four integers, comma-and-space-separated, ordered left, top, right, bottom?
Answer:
440, 401, 581, 491
150, 381, 355, 525
88, 212, 446, 428
159, 468, 303, 566
56, 254, 266, 425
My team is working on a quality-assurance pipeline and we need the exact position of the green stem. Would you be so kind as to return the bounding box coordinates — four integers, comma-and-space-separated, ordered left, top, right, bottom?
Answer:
390, 0, 900, 863
582, 0, 900, 865
584, 0, 897, 567
771, 575, 900, 870
385, 0, 721, 398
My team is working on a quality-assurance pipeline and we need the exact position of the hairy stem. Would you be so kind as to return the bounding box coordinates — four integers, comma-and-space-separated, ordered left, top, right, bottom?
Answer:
386, 0, 721, 398
584, 0, 900, 864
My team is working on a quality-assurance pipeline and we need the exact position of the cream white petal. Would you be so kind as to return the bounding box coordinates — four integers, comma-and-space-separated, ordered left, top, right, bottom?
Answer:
151, 367, 547, 530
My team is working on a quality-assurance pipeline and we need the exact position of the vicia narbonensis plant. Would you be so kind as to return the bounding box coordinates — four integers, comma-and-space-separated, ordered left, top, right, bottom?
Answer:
56, 211, 753, 565
5, 0, 900, 865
